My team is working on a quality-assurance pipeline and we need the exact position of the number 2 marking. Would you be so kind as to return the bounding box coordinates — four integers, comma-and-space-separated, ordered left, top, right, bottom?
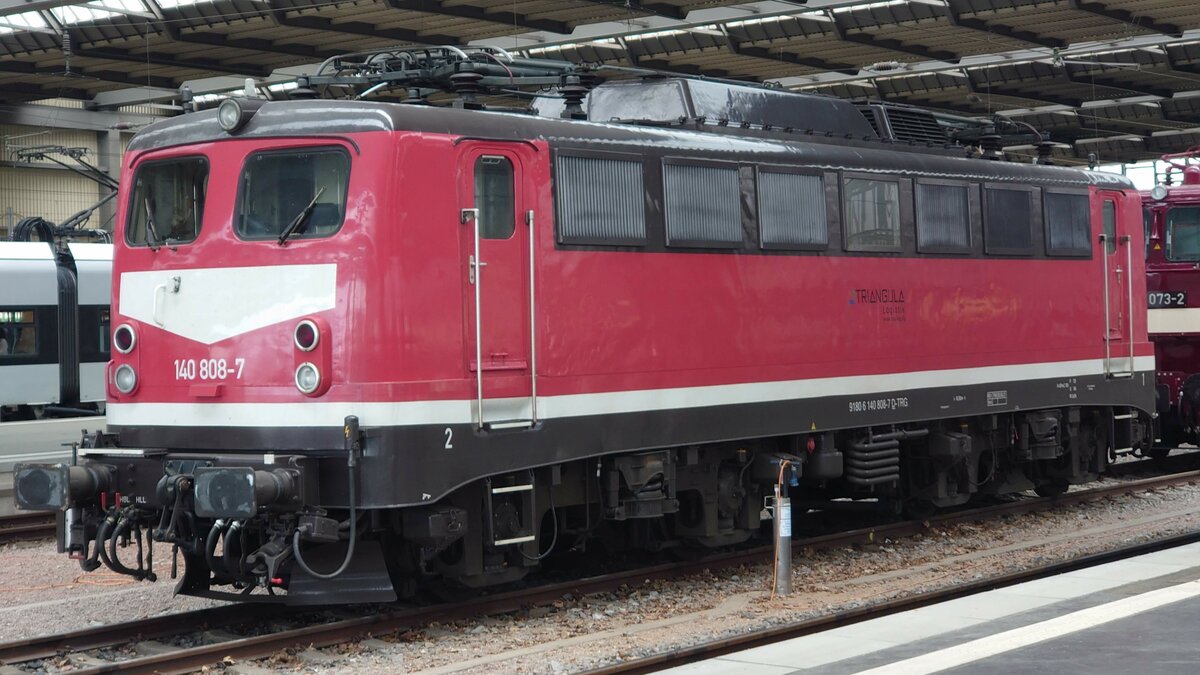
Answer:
444, 427, 454, 450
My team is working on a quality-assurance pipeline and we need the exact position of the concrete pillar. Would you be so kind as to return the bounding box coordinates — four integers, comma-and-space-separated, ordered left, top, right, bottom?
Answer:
95, 129, 122, 232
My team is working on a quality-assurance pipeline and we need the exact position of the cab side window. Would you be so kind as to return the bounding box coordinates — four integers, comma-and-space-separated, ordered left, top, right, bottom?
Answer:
475, 155, 516, 240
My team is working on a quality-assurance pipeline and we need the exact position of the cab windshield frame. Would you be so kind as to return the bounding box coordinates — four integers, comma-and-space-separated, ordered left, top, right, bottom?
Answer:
1166, 205, 1200, 261
233, 146, 352, 243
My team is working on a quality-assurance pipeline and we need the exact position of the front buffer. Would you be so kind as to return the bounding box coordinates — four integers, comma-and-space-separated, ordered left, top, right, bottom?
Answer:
13, 417, 397, 605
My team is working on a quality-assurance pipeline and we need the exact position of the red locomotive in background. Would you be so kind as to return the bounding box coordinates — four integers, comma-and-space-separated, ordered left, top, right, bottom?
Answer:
15, 48, 1154, 605
1143, 148, 1200, 452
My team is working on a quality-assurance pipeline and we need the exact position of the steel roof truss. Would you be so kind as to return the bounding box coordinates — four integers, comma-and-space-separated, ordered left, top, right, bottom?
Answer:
384, 0, 569, 35
717, 24, 858, 75
1067, 0, 1183, 38
268, 0, 462, 46
828, 9, 959, 64
944, 0, 1065, 50
570, 0, 686, 21
76, 45, 270, 77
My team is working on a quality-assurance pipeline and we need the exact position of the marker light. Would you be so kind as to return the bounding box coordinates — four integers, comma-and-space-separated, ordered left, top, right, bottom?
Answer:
114, 364, 138, 394
1150, 184, 1169, 201
294, 320, 319, 352
295, 363, 320, 394
113, 324, 136, 354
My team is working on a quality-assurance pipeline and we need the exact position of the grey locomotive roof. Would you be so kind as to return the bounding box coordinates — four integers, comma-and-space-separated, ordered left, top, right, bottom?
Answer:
127, 100, 1134, 190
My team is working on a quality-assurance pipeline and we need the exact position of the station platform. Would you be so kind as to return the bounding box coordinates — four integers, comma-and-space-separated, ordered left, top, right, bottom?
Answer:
667, 540, 1200, 674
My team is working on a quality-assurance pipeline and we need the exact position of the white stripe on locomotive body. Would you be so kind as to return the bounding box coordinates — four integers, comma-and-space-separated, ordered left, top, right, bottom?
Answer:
1148, 307, 1200, 335
0, 363, 60, 407
119, 264, 337, 345
107, 356, 1156, 428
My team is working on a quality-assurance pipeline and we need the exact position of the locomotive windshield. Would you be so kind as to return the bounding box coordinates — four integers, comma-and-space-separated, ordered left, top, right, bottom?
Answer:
235, 148, 350, 241
1166, 206, 1200, 261
126, 157, 208, 247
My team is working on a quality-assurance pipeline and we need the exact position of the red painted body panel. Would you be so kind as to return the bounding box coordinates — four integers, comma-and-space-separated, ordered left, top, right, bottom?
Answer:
108, 131, 1152, 411
1143, 184, 1200, 418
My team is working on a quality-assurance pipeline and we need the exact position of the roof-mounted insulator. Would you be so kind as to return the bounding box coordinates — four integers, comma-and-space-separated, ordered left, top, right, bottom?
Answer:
450, 70, 484, 109
979, 130, 1003, 161
559, 74, 590, 119
179, 85, 194, 114
1036, 134, 1056, 166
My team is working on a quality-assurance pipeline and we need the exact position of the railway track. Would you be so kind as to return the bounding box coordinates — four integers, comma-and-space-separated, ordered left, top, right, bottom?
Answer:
1, 468, 1197, 674
0, 512, 55, 545
585, 529, 1200, 674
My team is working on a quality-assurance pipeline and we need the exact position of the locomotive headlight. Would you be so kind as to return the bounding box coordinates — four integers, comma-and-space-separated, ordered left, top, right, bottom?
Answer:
216, 97, 263, 133
1151, 184, 1169, 201
294, 319, 319, 352
113, 323, 136, 354
295, 362, 320, 394
113, 364, 138, 394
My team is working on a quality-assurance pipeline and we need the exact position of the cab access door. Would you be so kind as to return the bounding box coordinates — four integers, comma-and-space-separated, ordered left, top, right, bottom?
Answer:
1100, 192, 1134, 378
458, 142, 537, 429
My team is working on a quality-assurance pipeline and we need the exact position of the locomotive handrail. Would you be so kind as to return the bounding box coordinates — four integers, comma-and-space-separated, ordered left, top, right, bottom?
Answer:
462, 207, 485, 428
528, 209, 538, 424
1100, 232, 1135, 379
1126, 233, 1135, 376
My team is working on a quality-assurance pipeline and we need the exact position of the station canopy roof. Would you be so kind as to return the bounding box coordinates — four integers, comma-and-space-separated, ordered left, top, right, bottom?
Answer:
2, 0, 1200, 165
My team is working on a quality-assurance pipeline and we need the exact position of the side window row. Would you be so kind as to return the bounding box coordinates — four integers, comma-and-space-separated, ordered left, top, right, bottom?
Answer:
555, 153, 1096, 258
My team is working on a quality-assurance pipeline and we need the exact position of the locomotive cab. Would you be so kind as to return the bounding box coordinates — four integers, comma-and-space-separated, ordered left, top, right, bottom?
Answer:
1143, 156, 1200, 450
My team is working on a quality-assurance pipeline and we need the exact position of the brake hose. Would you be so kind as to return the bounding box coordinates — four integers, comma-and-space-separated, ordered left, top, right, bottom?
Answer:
291, 463, 358, 579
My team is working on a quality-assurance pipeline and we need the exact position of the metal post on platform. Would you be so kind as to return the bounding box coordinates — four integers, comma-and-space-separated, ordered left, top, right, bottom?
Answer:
774, 482, 792, 597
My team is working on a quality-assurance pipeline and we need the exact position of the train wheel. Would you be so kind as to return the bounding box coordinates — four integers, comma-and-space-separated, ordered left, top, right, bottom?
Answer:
902, 499, 937, 521
1034, 481, 1068, 498
1147, 446, 1172, 461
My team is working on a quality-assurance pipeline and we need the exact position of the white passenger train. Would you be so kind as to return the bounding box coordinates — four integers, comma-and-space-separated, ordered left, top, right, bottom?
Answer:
0, 241, 111, 421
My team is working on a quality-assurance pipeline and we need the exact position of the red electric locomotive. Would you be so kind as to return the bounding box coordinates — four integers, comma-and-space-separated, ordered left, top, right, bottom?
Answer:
1143, 148, 1200, 451
15, 48, 1154, 604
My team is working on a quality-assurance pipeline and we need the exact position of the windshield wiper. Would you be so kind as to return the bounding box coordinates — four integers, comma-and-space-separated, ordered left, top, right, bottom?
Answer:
143, 197, 163, 252
277, 186, 326, 247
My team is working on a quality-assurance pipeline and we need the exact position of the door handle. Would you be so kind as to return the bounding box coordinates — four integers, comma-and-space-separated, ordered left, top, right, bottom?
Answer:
152, 284, 166, 325
469, 255, 487, 284
152, 276, 181, 326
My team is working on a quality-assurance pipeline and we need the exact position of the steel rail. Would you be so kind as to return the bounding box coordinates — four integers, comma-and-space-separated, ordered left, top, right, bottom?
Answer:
4, 468, 1198, 673
0, 604, 283, 664
0, 512, 55, 545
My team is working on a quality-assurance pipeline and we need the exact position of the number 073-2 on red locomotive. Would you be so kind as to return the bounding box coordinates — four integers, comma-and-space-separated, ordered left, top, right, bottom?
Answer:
15, 75, 1154, 604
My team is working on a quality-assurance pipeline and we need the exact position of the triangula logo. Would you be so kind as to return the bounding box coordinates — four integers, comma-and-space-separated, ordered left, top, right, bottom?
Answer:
118, 264, 337, 345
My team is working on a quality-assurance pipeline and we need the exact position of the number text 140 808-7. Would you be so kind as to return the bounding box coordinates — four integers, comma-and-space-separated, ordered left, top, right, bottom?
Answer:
174, 358, 245, 381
